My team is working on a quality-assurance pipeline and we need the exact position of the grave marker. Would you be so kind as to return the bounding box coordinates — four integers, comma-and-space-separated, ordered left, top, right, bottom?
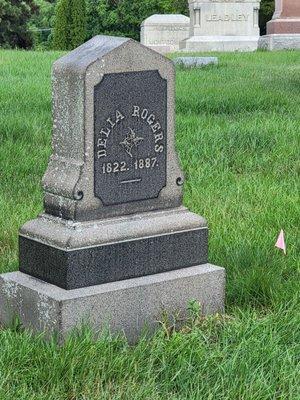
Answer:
180, 0, 261, 52
0, 36, 225, 341
141, 14, 190, 53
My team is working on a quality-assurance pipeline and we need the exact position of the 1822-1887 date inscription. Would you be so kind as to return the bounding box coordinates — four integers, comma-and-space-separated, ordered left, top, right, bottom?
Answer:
101, 157, 158, 174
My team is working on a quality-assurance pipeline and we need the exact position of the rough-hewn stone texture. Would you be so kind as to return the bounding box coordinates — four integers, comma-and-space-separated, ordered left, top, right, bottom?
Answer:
0, 265, 225, 343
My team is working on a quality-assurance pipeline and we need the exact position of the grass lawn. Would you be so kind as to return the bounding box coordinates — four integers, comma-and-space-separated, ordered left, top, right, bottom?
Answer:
0, 49, 299, 399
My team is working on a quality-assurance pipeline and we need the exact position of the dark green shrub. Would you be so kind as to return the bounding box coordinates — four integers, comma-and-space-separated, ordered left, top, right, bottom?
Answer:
70, 0, 87, 48
86, 0, 188, 42
52, 0, 86, 50
52, 0, 70, 49
0, 0, 39, 49
260, 0, 275, 35
29, 0, 56, 49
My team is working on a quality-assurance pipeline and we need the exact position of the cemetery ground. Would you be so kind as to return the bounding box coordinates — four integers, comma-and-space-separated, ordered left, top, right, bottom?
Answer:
0, 49, 299, 400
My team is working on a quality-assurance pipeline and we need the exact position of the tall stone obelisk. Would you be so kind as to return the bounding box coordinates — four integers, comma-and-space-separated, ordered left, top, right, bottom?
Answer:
259, 0, 300, 49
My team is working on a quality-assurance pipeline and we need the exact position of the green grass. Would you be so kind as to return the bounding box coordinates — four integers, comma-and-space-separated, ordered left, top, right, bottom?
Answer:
0, 49, 299, 399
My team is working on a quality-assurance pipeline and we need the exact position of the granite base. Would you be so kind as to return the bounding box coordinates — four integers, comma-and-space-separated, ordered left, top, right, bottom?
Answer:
19, 207, 208, 290
180, 36, 259, 52
259, 34, 300, 50
0, 264, 225, 342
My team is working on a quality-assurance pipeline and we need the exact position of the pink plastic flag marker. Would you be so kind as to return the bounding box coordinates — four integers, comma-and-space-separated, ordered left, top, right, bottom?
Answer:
275, 229, 286, 255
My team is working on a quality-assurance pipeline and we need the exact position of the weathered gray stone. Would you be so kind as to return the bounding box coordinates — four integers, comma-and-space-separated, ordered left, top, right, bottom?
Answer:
173, 57, 218, 68
180, 0, 261, 52
259, 34, 300, 50
19, 35, 213, 290
0, 265, 225, 342
44, 35, 183, 221
141, 14, 190, 54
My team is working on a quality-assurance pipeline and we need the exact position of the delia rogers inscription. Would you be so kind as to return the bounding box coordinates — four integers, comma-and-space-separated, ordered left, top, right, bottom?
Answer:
94, 70, 167, 206
97, 106, 164, 159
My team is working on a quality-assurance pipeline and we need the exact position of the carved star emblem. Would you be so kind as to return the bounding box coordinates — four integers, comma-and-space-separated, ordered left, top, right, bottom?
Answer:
120, 128, 143, 158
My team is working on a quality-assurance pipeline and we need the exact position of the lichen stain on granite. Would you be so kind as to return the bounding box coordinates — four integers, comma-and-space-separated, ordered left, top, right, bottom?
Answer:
37, 293, 56, 328
2, 280, 18, 299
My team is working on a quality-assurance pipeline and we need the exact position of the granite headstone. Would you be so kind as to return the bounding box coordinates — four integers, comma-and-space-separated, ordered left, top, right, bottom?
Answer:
141, 14, 190, 54
0, 35, 225, 341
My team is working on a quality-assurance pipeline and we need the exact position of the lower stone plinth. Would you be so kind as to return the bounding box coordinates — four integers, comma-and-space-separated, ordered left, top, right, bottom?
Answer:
259, 34, 300, 50
180, 36, 259, 52
0, 264, 225, 342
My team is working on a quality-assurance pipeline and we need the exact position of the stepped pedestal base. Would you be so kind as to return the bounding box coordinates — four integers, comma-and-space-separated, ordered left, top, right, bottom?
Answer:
180, 36, 259, 52
0, 264, 225, 342
259, 34, 300, 50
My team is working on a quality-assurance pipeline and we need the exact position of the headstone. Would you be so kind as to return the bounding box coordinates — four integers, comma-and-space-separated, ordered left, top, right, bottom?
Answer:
0, 35, 225, 342
173, 56, 218, 67
180, 0, 261, 52
259, 0, 300, 50
141, 14, 190, 53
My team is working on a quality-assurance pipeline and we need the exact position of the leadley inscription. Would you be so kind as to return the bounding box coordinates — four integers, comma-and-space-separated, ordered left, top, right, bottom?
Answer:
94, 70, 167, 206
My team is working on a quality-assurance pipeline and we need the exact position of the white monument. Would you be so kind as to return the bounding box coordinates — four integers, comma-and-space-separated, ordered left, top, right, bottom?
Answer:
180, 0, 261, 52
141, 14, 190, 54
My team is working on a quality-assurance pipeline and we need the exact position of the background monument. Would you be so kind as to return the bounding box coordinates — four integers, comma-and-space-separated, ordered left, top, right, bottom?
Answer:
259, 0, 300, 50
141, 14, 190, 53
0, 35, 225, 341
180, 0, 261, 52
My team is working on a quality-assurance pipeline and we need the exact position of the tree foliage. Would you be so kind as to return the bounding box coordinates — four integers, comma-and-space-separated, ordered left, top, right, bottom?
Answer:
1, 0, 275, 49
260, 0, 275, 35
52, 0, 87, 50
86, 0, 188, 42
86, 0, 274, 42
0, 0, 39, 49
52, 0, 69, 49
70, 0, 87, 48
30, 0, 56, 29
29, 0, 56, 49
159, 0, 188, 15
